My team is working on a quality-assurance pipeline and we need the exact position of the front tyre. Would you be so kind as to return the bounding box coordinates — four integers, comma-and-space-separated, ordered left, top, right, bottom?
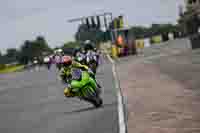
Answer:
91, 97, 103, 108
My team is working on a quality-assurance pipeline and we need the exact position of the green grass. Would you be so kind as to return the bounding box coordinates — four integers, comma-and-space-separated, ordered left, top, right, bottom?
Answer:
0, 65, 24, 74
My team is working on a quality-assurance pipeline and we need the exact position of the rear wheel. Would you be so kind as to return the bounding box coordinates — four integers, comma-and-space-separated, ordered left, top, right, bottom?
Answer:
83, 95, 103, 108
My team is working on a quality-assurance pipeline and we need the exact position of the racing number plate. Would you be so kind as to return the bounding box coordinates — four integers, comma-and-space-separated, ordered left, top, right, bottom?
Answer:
71, 69, 82, 80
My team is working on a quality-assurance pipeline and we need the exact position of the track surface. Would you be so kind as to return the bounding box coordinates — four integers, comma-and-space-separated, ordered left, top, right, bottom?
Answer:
0, 58, 119, 133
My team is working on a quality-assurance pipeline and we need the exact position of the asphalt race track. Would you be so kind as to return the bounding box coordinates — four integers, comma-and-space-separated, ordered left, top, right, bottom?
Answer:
0, 58, 119, 133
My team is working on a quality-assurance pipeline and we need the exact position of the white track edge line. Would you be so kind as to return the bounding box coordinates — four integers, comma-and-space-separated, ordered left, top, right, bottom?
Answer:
107, 54, 126, 133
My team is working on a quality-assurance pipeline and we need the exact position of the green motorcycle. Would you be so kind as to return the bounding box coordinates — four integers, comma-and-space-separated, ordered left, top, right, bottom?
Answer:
64, 68, 103, 108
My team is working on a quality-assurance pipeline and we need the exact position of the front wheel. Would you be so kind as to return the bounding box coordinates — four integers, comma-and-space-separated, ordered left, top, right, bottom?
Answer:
90, 96, 103, 108
83, 95, 103, 108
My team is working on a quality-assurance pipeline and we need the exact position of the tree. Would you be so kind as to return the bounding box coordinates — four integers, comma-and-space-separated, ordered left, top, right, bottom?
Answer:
0, 51, 3, 64
62, 41, 80, 49
34, 36, 52, 56
18, 36, 52, 64
6, 48, 18, 58
18, 40, 33, 64
130, 24, 180, 39
61, 41, 81, 55
130, 26, 149, 38
2, 48, 19, 64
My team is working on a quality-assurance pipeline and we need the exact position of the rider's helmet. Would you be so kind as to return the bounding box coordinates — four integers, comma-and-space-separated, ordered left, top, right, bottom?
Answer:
84, 40, 95, 52
84, 40, 91, 44
94, 48, 97, 52
81, 49, 86, 54
62, 56, 72, 67
80, 47, 85, 54
73, 47, 81, 57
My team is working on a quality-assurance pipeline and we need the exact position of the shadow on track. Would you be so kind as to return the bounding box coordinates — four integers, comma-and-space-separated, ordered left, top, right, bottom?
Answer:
64, 102, 117, 115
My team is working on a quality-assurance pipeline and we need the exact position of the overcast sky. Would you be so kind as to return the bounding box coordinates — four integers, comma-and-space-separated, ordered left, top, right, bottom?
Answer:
0, 0, 185, 53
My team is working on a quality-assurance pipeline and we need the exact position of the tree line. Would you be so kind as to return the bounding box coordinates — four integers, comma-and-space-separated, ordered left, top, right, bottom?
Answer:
0, 23, 181, 65
130, 24, 182, 39
0, 36, 83, 65
0, 36, 52, 65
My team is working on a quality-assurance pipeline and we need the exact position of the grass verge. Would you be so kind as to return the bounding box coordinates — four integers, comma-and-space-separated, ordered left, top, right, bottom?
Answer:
0, 65, 24, 74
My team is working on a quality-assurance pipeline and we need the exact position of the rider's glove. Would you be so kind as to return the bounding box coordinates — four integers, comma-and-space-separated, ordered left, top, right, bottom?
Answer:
81, 65, 88, 70
88, 68, 94, 75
